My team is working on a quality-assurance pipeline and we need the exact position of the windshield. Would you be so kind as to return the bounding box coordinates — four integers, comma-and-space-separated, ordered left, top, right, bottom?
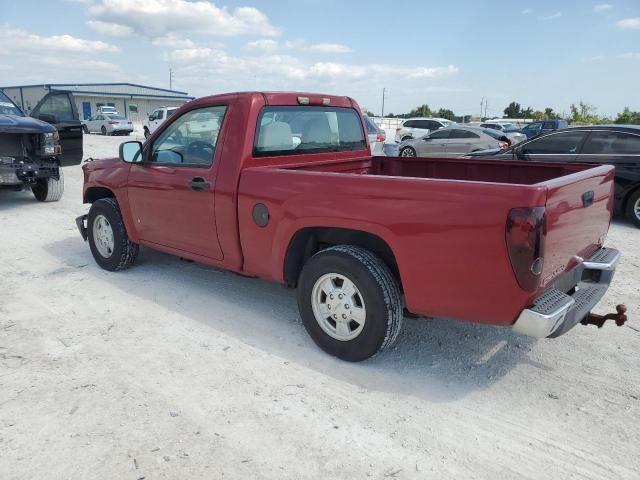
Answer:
0, 91, 24, 116
110, 115, 127, 120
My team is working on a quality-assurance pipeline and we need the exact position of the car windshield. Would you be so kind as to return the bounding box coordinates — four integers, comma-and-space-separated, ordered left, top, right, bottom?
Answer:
0, 91, 24, 116
110, 115, 126, 120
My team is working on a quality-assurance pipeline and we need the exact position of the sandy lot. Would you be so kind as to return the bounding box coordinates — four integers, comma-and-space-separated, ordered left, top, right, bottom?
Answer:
1, 134, 639, 479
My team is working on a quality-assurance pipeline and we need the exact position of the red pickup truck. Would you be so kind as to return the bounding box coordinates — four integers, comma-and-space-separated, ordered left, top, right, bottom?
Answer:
76, 91, 621, 361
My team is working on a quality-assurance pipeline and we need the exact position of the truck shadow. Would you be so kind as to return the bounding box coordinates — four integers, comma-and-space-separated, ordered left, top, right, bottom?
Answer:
0, 189, 37, 209
46, 236, 544, 403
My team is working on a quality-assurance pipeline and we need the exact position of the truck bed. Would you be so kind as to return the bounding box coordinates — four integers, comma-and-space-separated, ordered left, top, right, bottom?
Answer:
287, 155, 590, 185
238, 155, 614, 326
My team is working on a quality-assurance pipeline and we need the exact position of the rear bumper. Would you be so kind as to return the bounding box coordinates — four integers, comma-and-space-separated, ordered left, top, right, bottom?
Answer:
512, 247, 620, 338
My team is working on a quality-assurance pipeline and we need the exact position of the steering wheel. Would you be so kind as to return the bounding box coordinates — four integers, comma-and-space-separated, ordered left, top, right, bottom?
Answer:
186, 140, 214, 163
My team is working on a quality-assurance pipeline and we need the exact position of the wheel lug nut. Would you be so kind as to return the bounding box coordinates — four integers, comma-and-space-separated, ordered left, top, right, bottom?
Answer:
327, 305, 331, 309
345, 304, 349, 309
330, 294, 334, 300
338, 294, 343, 299
333, 314, 337, 319
342, 314, 347, 319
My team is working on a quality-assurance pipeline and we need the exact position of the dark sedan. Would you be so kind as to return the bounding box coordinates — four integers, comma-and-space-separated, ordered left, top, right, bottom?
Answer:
468, 125, 640, 227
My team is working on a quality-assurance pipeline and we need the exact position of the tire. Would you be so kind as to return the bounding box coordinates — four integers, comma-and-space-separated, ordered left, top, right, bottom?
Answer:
297, 245, 403, 362
625, 189, 640, 228
87, 198, 139, 271
32, 169, 64, 202
101, 126, 108, 136
144, 128, 150, 139
82, 125, 89, 134
400, 146, 416, 157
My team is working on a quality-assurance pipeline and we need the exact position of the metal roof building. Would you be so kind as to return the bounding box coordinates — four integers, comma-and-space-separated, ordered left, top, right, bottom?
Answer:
0, 82, 195, 123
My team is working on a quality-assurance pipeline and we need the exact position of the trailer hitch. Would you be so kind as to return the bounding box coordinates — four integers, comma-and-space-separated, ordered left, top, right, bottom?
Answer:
580, 304, 627, 328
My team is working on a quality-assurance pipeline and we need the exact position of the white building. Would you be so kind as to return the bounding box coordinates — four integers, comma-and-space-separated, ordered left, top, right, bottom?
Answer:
0, 82, 194, 122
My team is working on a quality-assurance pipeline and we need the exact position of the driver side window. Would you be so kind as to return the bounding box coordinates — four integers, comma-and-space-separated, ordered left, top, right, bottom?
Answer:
149, 106, 227, 166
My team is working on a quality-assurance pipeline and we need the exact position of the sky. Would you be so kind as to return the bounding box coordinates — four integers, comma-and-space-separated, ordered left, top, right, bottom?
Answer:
0, 0, 639, 118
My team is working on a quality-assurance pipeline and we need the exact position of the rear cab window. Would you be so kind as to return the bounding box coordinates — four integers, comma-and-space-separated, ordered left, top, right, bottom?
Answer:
254, 106, 366, 156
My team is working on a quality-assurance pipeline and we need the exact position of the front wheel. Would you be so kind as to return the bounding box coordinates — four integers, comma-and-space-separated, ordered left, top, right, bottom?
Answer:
400, 146, 416, 157
626, 189, 640, 228
297, 245, 403, 362
143, 128, 150, 139
101, 126, 108, 136
32, 169, 64, 202
87, 198, 139, 271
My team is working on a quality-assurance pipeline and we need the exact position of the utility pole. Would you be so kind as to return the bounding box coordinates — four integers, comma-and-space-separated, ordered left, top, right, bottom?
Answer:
169, 68, 174, 90
480, 97, 484, 120
484, 99, 488, 119
381, 87, 386, 118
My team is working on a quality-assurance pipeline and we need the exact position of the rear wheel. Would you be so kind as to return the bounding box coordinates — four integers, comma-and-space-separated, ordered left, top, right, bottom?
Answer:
82, 125, 89, 134
400, 146, 416, 157
144, 128, 150, 139
625, 189, 640, 228
32, 169, 64, 202
297, 245, 403, 362
101, 125, 108, 136
87, 198, 139, 271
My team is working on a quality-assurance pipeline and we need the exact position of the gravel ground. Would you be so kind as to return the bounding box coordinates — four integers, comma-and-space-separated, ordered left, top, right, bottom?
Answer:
1, 134, 639, 479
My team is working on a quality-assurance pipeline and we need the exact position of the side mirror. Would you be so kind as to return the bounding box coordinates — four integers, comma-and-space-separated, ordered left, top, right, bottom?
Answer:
120, 141, 143, 163
148, 115, 155, 121
38, 113, 59, 124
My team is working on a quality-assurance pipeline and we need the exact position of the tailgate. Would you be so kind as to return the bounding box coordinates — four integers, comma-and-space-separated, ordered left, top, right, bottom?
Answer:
540, 165, 614, 288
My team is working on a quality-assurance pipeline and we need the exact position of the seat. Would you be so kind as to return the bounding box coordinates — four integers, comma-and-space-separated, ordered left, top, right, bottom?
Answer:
301, 117, 332, 145
257, 122, 294, 151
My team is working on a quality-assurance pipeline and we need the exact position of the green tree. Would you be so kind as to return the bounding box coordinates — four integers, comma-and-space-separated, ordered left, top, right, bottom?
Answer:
407, 104, 432, 117
544, 107, 559, 119
569, 101, 607, 124
435, 108, 456, 121
615, 107, 640, 125
531, 111, 545, 120
503, 102, 522, 118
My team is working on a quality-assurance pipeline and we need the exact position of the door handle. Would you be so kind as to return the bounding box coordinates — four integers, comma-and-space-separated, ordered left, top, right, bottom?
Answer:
188, 177, 210, 191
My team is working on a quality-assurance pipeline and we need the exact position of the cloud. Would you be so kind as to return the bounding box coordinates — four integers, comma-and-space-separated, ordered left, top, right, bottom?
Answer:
152, 33, 196, 48
307, 43, 352, 54
540, 12, 562, 20
87, 20, 133, 37
521, 9, 533, 15
619, 52, 640, 59
88, 0, 279, 38
617, 17, 640, 29
593, 4, 613, 12
0, 26, 119, 54
162, 45, 458, 85
247, 39, 278, 52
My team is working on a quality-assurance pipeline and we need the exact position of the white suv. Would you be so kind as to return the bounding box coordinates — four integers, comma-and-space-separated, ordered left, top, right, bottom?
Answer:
143, 106, 179, 138
394, 117, 456, 143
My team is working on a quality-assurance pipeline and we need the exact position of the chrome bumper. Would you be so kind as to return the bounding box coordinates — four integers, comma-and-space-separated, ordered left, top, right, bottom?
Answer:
512, 248, 621, 338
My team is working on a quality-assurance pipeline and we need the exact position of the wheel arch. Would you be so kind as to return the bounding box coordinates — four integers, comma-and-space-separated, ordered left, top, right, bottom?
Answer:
283, 226, 402, 291
84, 186, 115, 204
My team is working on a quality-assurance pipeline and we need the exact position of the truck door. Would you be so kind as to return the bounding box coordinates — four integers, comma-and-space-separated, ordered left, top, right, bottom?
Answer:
30, 92, 83, 166
127, 105, 228, 260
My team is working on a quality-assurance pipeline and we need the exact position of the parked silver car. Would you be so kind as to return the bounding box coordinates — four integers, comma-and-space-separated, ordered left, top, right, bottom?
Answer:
363, 115, 386, 155
398, 126, 509, 157
480, 121, 527, 145
83, 114, 133, 136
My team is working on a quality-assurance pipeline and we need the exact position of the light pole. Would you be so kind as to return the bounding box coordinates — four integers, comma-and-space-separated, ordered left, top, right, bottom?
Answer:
381, 87, 386, 118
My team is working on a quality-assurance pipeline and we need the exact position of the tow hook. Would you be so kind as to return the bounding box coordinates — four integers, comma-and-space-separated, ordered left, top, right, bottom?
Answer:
580, 304, 627, 328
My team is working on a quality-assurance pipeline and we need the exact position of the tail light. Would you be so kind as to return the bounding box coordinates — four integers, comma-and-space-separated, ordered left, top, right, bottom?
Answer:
376, 133, 386, 143
498, 141, 509, 149
395, 128, 401, 133
506, 207, 547, 291
108, 121, 118, 125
